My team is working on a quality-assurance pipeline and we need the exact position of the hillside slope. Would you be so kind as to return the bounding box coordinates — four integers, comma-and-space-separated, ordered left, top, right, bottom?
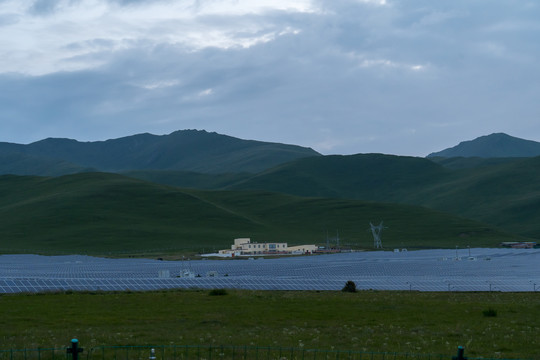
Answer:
0, 152, 93, 176
209, 154, 540, 238
428, 156, 522, 170
0, 173, 519, 255
407, 156, 540, 237
0, 130, 321, 175
427, 133, 540, 158
224, 154, 449, 202
0, 173, 259, 254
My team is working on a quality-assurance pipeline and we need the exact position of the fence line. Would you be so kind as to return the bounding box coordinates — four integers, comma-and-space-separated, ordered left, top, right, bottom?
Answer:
0, 341, 531, 360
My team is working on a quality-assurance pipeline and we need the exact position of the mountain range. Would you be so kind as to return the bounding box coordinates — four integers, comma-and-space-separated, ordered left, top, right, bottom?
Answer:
0, 130, 320, 176
1, 130, 539, 254
2, 131, 540, 177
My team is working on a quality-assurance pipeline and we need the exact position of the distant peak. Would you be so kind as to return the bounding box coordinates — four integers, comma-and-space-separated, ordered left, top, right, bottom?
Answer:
428, 133, 540, 158
31, 137, 80, 144
481, 133, 513, 139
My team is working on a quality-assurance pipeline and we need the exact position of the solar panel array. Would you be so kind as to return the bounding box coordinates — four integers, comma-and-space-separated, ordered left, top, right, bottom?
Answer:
1, 248, 539, 293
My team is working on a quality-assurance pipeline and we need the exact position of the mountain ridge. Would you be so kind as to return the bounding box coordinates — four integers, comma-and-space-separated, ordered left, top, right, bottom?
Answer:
0, 129, 321, 175
1, 129, 539, 253
427, 133, 540, 158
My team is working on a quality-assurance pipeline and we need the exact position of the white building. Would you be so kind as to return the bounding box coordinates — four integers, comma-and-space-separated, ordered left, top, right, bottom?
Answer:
218, 238, 317, 256
232, 238, 287, 255
288, 245, 318, 254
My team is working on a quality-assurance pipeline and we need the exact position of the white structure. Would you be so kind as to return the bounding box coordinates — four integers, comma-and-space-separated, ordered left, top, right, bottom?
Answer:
178, 269, 195, 278
231, 238, 288, 255
158, 270, 170, 278
219, 238, 317, 256
288, 245, 318, 254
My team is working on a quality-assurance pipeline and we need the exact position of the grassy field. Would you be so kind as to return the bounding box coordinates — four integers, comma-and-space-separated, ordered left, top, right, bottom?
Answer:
197, 154, 540, 239
0, 290, 538, 359
0, 173, 525, 256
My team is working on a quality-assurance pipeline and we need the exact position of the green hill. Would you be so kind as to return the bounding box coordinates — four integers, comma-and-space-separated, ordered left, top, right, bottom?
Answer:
0, 152, 93, 176
176, 153, 540, 239
122, 170, 249, 190
0, 173, 520, 255
0, 130, 321, 175
428, 156, 523, 170
0, 173, 259, 255
224, 154, 449, 202
120, 154, 540, 239
427, 133, 540, 158
406, 156, 540, 237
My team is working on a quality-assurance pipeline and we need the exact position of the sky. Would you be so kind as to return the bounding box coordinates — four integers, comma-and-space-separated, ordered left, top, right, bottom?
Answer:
0, 0, 539, 156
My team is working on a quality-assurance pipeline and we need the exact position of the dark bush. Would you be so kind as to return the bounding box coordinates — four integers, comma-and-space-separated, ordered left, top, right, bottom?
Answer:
483, 308, 497, 317
342, 280, 357, 293
209, 288, 228, 296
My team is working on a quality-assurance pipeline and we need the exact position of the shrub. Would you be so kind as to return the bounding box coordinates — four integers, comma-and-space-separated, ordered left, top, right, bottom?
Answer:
342, 280, 357, 293
483, 308, 497, 317
209, 288, 228, 296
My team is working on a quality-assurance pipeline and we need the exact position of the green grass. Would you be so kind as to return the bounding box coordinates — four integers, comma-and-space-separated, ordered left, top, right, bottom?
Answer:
128, 154, 540, 239
191, 189, 520, 249
409, 157, 540, 237
0, 290, 538, 359
224, 155, 540, 239
226, 154, 449, 202
0, 173, 260, 255
0, 173, 523, 256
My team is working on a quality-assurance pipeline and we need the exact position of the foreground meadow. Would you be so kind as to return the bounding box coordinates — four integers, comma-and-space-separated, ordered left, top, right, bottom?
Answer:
0, 290, 538, 359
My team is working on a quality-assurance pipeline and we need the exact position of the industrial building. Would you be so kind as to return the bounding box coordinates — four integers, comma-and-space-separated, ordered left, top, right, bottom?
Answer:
218, 238, 318, 256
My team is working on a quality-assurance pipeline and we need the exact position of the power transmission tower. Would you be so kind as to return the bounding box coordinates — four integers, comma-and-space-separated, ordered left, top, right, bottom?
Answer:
325, 229, 340, 249
370, 221, 386, 249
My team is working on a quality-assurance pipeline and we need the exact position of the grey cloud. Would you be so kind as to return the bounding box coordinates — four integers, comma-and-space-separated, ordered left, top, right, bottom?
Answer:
28, 0, 63, 15
106, 0, 170, 7
63, 39, 117, 51
0, 13, 19, 26
25, 0, 156, 17
1, 0, 540, 155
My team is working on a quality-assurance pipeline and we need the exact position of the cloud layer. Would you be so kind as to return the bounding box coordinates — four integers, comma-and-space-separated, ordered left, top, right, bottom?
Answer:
1, 0, 539, 155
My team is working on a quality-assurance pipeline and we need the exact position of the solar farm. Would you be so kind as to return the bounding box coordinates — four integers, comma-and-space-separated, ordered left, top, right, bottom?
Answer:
1, 248, 539, 293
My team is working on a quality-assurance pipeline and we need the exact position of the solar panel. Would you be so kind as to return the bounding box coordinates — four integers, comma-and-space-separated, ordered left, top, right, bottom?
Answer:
0, 249, 539, 292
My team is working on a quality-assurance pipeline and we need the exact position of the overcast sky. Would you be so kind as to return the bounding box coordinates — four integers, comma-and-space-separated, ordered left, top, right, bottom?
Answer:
0, 0, 539, 156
